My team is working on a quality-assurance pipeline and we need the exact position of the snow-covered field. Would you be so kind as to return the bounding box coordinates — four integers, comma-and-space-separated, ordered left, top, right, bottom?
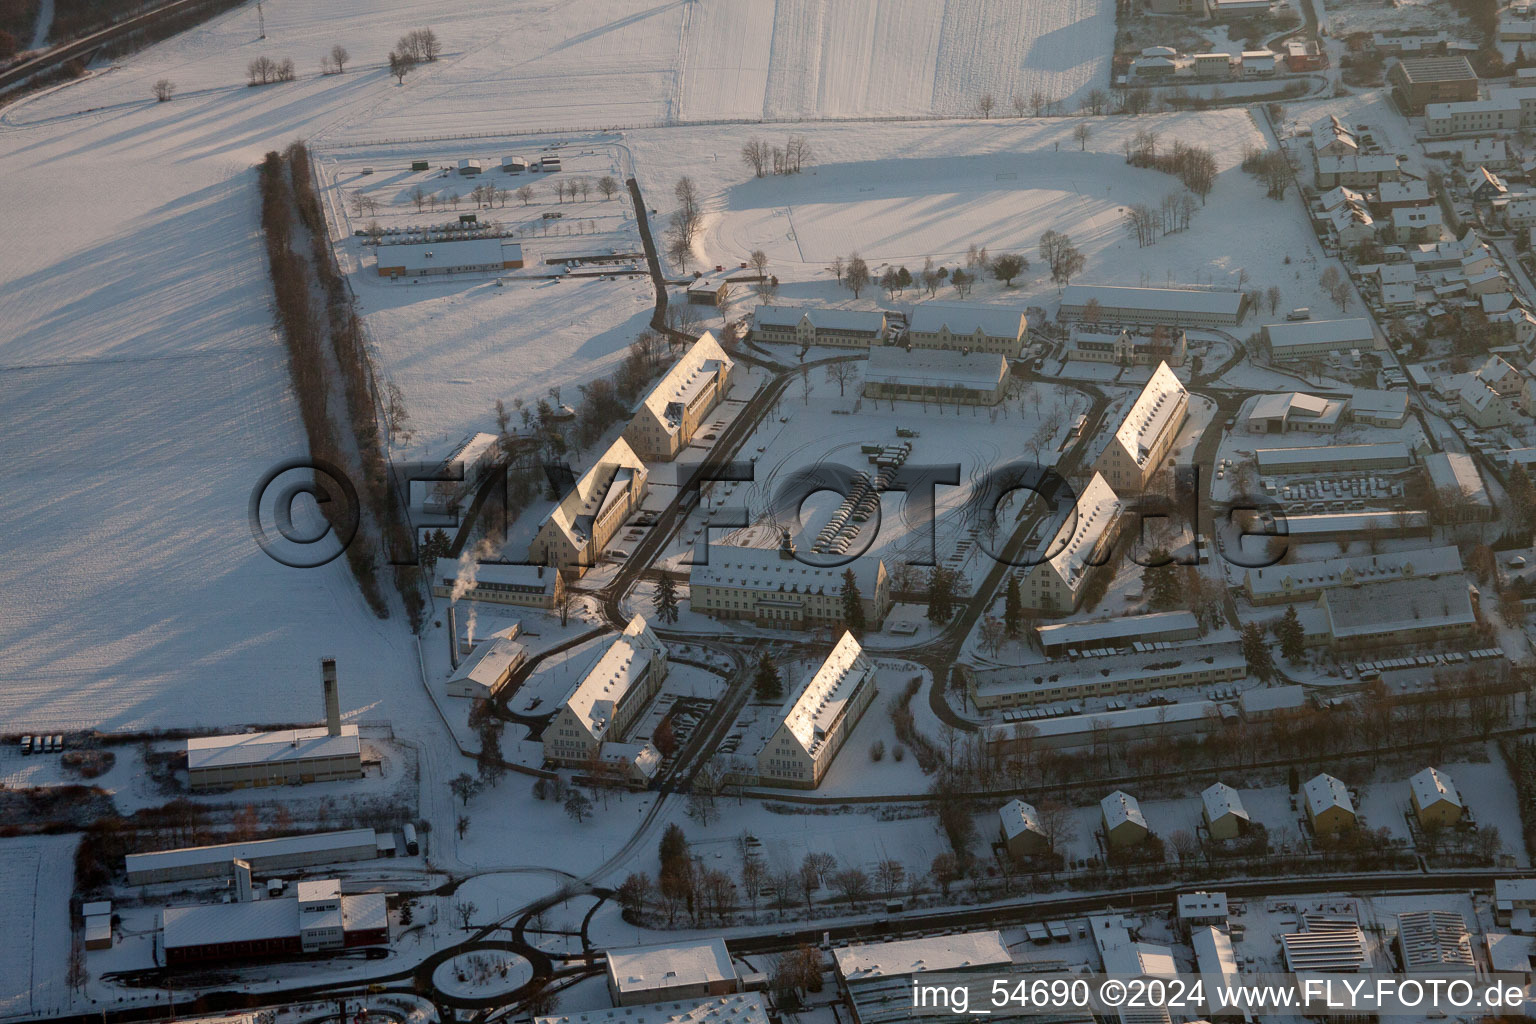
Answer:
0, 836, 76, 1020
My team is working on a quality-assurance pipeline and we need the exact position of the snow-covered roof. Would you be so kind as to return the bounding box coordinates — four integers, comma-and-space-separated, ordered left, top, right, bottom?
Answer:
1303, 772, 1354, 818
439, 561, 560, 597
1283, 510, 1429, 536
1110, 362, 1187, 467
1238, 684, 1307, 715
865, 346, 1008, 390
126, 829, 378, 877
606, 937, 736, 995
1254, 441, 1410, 470
1423, 452, 1490, 510
1060, 284, 1244, 317
296, 878, 340, 903
907, 303, 1026, 340
1101, 789, 1147, 831
689, 543, 884, 596
1264, 317, 1375, 352
1377, 180, 1431, 204
1397, 910, 1475, 972
833, 930, 1012, 981
377, 237, 520, 274
562, 615, 666, 739
1410, 766, 1463, 811
998, 798, 1045, 841
1312, 116, 1358, 153
1192, 927, 1241, 1008
1316, 153, 1399, 175
1201, 783, 1250, 825
636, 332, 734, 434
1040, 472, 1123, 594
1350, 387, 1409, 418
1035, 610, 1197, 648
163, 898, 299, 950
1245, 546, 1462, 599
1393, 205, 1442, 229
751, 305, 886, 333
538, 995, 769, 1024
1178, 890, 1229, 919
536, 435, 646, 549
1322, 576, 1475, 641
187, 725, 360, 772
981, 699, 1223, 741
447, 637, 528, 692
1281, 921, 1368, 972
776, 631, 876, 756
1318, 185, 1365, 211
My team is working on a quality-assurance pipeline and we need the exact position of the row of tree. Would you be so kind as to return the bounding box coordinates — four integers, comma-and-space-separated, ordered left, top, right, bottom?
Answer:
741, 135, 814, 177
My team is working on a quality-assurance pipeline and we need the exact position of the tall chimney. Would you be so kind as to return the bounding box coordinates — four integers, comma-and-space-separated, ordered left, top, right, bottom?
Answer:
322, 658, 340, 737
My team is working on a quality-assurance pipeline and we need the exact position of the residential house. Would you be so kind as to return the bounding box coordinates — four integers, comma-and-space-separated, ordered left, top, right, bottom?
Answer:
755, 632, 878, 789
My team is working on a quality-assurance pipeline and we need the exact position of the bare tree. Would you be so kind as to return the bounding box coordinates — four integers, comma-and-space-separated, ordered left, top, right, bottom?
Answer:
516, 184, 535, 206
829, 868, 871, 909
1266, 285, 1282, 315
597, 175, 620, 199
330, 44, 349, 73
388, 50, 413, 84
1073, 122, 1092, 150
825, 360, 856, 397
152, 79, 175, 102
1011, 93, 1029, 117
453, 900, 478, 929
741, 138, 770, 177
978, 92, 996, 118
845, 253, 870, 298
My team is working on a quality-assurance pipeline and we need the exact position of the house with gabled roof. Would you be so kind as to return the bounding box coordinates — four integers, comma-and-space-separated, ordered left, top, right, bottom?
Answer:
528, 436, 648, 574
1091, 362, 1189, 493
756, 631, 878, 788
543, 615, 668, 770
622, 332, 736, 461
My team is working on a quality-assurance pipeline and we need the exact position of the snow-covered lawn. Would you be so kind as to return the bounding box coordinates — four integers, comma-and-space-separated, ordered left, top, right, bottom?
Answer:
0, 836, 77, 1020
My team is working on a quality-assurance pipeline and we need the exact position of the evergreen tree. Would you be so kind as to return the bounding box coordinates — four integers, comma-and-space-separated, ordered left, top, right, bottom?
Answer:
840, 568, 866, 636
926, 567, 957, 625
1275, 605, 1306, 664
1003, 574, 1023, 638
1240, 622, 1274, 682
1142, 550, 1183, 611
654, 574, 680, 624
753, 654, 783, 702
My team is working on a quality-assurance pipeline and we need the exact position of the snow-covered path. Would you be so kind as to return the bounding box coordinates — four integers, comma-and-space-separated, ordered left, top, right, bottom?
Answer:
28, 0, 52, 51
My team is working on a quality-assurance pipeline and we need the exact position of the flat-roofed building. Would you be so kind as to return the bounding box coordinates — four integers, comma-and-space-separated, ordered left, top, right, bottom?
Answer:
1282, 917, 1369, 972
376, 237, 524, 278
1092, 362, 1189, 493
749, 305, 887, 347
1388, 55, 1479, 112
1278, 510, 1431, 545
446, 637, 528, 700
606, 937, 739, 1006
161, 887, 389, 965
125, 830, 380, 885
543, 615, 668, 768
972, 651, 1245, 709
998, 798, 1049, 858
1059, 285, 1247, 327
433, 562, 564, 610
1409, 766, 1464, 828
1320, 575, 1478, 651
1020, 472, 1123, 611
539, 995, 768, 1024
905, 303, 1028, 357
1262, 318, 1376, 362
1243, 546, 1462, 605
1304, 772, 1357, 834
1495, 878, 1536, 926
1202, 783, 1251, 840
689, 537, 891, 631
1092, 916, 1176, 1024
1102, 790, 1150, 847
1238, 684, 1307, 720
187, 727, 362, 792
1035, 610, 1200, 656
529, 437, 648, 574
983, 699, 1224, 750
834, 930, 1012, 985
1425, 93, 1523, 135
1178, 891, 1230, 933
1066, 325, 1188, 367
1423, 451, 1493, 522
1349, 388, 1409, 427
756, 631, 877, 788
1397, 910, 1475, 974
862, 346, 1008, 406
1254, 441, 1411, 474
1192, 926, 1244, 1019
623, 332, 736, 460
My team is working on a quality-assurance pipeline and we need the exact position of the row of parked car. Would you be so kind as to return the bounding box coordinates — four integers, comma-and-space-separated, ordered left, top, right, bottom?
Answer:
20, 734, 64, 754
